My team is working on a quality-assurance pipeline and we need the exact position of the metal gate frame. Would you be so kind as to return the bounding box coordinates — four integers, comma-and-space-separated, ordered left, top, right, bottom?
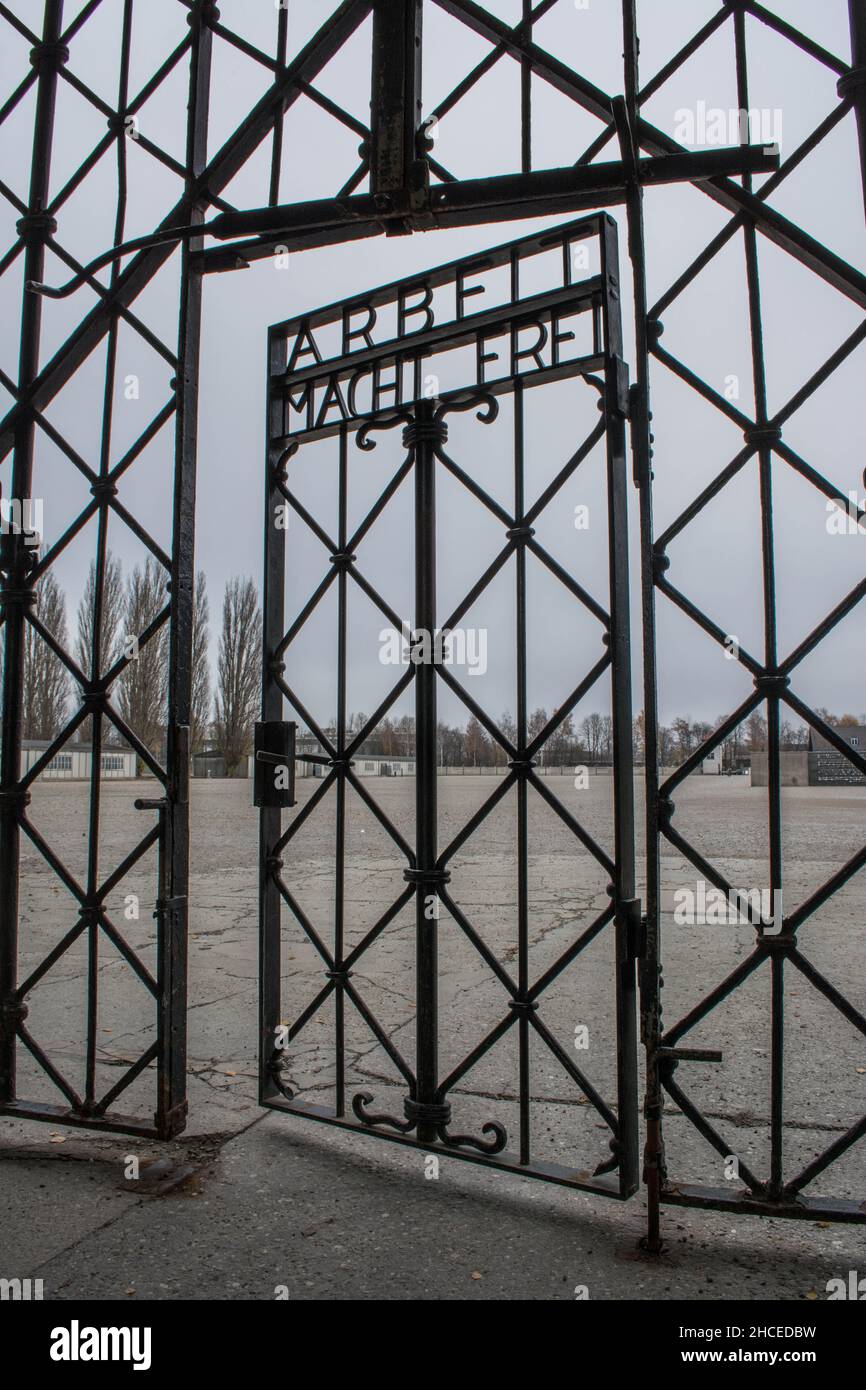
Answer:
0, 0, 208, 1139
627, 2, 866, 1246
258, 213, 640, 1196
0, 0, 864, 1244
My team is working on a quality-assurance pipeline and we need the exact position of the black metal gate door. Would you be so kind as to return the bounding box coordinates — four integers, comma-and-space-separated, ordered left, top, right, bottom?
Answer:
258, 215, 640, 1196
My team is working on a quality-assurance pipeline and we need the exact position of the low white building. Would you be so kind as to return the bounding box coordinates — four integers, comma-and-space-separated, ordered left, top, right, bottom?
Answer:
308, 752, 416, 778
357, 755, 415, 777
22, 740, 137, 780
701, 747, 722, 775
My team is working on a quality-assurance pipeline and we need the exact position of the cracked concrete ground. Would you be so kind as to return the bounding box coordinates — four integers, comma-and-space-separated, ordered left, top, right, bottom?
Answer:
2, 775, 865, 1299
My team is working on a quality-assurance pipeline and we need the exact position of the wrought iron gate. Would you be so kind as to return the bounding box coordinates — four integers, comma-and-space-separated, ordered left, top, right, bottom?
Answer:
258, 216, 640, 1195
2, 0, 864, 1248
0, 0, 199, 1140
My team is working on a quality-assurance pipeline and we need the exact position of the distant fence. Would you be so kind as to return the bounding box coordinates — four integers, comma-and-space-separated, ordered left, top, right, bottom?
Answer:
437, 763, 614, 776
751, 751, 866, 787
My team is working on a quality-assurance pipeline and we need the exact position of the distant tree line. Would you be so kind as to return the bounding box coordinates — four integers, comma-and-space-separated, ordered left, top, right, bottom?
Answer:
654, 707, 863, 769
21, 558, 861, 775
351, 710, 614, 767
335, 706, 860, 769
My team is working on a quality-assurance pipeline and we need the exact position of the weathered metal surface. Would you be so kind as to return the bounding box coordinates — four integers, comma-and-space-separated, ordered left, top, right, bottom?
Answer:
0, 0, 862, 1250
260, 217, 640, 1194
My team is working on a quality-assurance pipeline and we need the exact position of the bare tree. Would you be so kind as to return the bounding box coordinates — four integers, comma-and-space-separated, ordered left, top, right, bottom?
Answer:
657, 725, 676, 767
746, 709, 768, 752
117, 556, 168, 758
546, 710, 574, 766
464, 714, 489, 766
786, 721, 809, 749
692, 720, 713, 750
599, 714, 613, 761
527, 707, 548, 767
580, 712, 604, 762
721, 717, 743, 769
671, 716, 694, 762
23, 570, 69, 740
213, 576, 261, 774
76, 551, 125, 679
813, 707, 838, 727
633, 711, 646, 762
396, 713, 415, 757
438, 721, 465, 767
528, 707, 548, 741
76, 552, 124, 743
497, 709, 518, 766
190, 570, 211, 754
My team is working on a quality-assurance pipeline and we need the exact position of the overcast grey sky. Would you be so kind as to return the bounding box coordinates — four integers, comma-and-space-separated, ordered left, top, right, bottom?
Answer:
1, 0, 863, 735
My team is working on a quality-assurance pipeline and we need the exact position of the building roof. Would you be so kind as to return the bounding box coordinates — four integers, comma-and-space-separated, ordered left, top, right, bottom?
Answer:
809, 725, 866, 752
23, 739, 133, 752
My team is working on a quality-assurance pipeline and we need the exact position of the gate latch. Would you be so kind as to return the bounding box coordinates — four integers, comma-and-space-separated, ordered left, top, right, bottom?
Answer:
254, 721, 297, 808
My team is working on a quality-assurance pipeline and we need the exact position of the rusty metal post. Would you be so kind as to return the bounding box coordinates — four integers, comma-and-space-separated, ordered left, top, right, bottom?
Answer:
0, 0, 65, 1106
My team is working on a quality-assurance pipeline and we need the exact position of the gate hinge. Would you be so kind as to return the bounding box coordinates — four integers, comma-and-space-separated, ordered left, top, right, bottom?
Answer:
154, 895, 187, 928
610, 355, 630, 419
621, 897, 645, 960
628, 382, 653, 488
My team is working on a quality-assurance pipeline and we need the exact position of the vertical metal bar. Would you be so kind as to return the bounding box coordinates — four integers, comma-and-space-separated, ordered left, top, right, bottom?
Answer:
260, 330, 288, 1103
370, 0, 423, 205
86, 0, 133, 1097
413, 399, 439, 1146
520, 0, 532, 175
0, 0, 64, 1106
766, 692, 785, 1198
620, 0, 665, 1244
335, 423, 348, 1116
157, 0, 213, 1137
770, 950, 785, 1193
845, 0, 866, 223
269, 1, 290, 207
85, 311, 116, 1107
734, 5, 785, 1196
514, 381, 531, 1165
599, 212, 639, 1198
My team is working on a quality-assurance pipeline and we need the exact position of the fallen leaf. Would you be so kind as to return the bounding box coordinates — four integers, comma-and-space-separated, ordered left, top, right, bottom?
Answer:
805, 1290, 818, 1300
470, 1271, 483, 1280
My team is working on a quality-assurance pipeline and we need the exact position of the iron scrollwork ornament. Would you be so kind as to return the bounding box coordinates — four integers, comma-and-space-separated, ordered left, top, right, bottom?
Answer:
352, 1089, 508, 1155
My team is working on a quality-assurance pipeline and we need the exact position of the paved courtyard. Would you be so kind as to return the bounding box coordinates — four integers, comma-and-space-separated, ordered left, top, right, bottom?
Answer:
2, 775, 864, 1298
